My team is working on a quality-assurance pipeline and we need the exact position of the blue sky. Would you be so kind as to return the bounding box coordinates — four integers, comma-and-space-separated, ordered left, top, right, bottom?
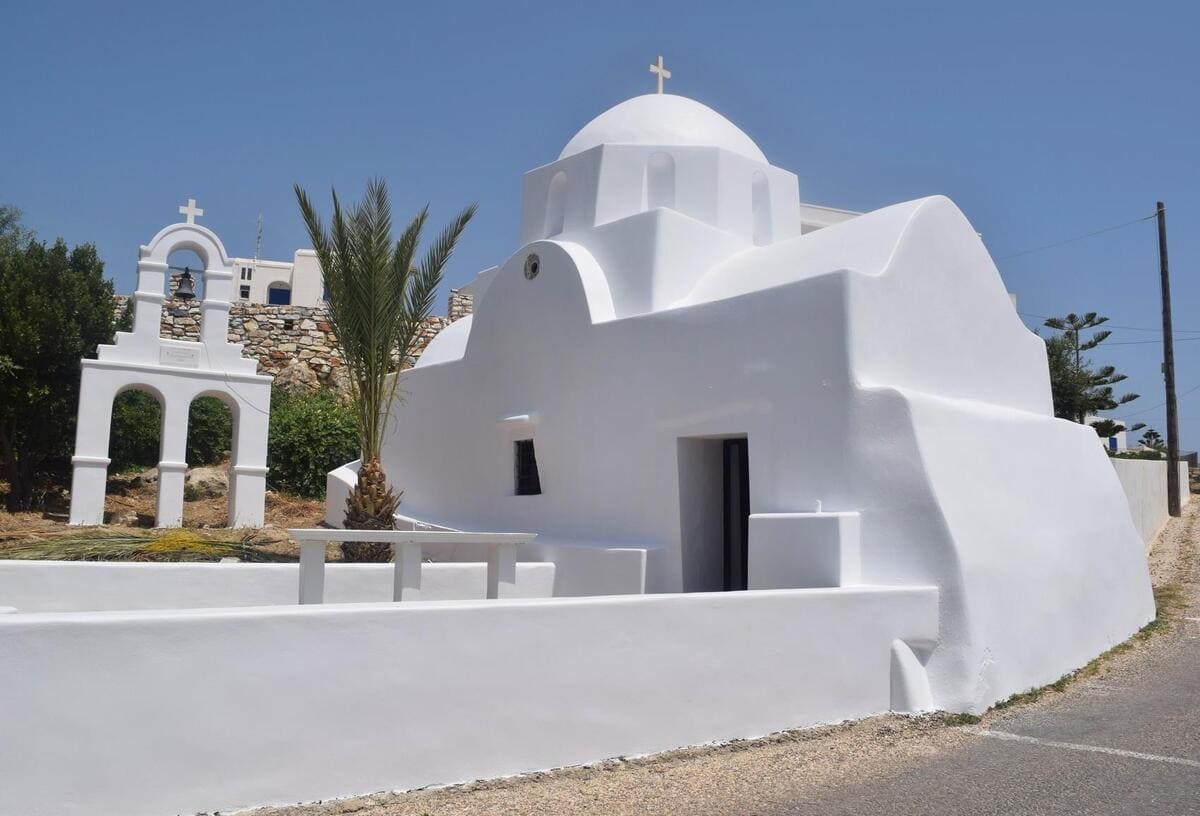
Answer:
3, 1, 1198, 445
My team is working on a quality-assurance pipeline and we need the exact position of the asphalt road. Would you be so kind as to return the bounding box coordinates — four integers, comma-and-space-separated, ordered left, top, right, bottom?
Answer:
779, 584, 1200, 815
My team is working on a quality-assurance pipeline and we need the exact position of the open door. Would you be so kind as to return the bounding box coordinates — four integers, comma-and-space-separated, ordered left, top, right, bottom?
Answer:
722, 438, 750, 591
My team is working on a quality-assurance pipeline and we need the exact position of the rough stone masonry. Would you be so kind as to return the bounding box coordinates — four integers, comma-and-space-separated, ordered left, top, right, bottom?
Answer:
112, 287, 474, 395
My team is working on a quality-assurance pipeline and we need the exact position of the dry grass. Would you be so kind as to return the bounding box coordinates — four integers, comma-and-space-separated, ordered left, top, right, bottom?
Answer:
0, 528, 296, 562
0, 474, 327, 560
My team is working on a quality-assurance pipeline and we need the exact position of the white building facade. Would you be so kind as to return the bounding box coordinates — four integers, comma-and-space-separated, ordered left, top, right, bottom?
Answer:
227, 249, 324, 306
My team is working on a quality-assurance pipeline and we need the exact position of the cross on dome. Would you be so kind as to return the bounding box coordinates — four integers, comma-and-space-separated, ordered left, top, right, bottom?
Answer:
178, 198, 204, 225
649, 55, 671, 94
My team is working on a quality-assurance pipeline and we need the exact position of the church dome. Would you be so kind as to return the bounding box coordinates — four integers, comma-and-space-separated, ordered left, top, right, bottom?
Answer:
559, 94, 767, 163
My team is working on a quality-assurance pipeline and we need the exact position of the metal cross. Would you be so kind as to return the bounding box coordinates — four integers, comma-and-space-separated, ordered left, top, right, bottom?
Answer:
178, 198, 204, 225
649, 55, 671, 94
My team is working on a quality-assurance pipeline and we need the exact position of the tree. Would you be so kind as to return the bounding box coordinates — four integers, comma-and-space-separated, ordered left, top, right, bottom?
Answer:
0, 235, 114, 510
0, 204, 34, 255
1140, 428, 1166, 452
1042, 312, 1139, 422
295, 178, 475, 560
1091, 418, 1145, 439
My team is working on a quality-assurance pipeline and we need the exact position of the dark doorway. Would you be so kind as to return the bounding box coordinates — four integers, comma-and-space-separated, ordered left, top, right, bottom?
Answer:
677, 436, 750, 593
722, 438, 750, 591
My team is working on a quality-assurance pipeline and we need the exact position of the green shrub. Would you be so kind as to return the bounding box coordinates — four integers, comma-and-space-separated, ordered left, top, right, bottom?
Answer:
186, 396, 232, 466
268, 389, 359, 498
109, 391, 162, 471
109, 392, 232, 471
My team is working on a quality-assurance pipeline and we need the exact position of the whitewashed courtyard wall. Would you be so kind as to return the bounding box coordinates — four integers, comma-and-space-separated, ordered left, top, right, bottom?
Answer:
0, 586, 936, 816
1109, 458, 1190, 544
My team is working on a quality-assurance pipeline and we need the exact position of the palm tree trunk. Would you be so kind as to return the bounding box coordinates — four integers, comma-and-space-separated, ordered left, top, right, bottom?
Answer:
342, 457, 399, 561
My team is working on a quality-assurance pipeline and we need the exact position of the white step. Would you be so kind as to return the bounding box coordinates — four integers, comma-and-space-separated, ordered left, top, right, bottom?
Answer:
747, 511, 861, 589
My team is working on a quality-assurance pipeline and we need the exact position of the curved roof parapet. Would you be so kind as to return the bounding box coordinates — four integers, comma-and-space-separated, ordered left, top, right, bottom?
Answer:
683, 198, 928, 306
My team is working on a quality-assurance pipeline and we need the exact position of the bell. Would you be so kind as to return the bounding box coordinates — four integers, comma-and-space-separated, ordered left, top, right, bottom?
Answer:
174, 268, 196, 300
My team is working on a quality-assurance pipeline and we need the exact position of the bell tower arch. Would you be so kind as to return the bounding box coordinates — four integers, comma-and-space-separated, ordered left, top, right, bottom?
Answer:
68, 199, 273, 528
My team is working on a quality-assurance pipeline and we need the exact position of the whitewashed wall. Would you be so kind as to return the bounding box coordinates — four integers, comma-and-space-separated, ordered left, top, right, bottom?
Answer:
1109, 458, 1190, 544
0, 586, 936, 816
0, 561, 555, 614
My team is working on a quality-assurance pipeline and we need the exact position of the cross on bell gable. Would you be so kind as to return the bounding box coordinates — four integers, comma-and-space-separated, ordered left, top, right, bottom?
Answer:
178, 198, 204, 225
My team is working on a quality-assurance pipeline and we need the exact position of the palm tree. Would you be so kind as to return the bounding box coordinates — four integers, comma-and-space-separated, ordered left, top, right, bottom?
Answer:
295, 178, 475, 559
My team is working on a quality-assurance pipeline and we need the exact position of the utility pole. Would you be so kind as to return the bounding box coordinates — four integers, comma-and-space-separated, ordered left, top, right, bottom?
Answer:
1157, 201, 1181, 517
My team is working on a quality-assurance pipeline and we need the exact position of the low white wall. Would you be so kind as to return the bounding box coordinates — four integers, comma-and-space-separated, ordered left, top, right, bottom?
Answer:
0, 561, 555, 614
0, 585, 936, 816
1110, 458, 1190, 544
325, 460, 361, 527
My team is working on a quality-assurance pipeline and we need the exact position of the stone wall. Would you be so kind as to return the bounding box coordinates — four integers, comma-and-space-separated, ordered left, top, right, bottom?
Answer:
112, 288, 474, 394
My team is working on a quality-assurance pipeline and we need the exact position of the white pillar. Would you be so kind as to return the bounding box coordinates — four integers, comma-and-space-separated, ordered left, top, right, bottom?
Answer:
156, 396, 189, 528
227, 387, 269, 528
67, 366, 116, 526
68, 457, 110, 525
199, 269, 234, 348
393, 541, 422, 601
228, 465, 268, 527
155, 462, 186, 528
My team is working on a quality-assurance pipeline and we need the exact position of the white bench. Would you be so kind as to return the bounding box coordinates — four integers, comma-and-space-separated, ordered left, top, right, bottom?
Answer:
286, 529, 538, 604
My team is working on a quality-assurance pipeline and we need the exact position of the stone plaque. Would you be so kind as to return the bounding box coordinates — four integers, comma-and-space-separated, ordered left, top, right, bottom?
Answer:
160, 346, 201, 368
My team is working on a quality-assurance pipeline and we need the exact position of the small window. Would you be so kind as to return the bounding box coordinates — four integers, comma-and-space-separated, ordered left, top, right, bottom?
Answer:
241, 266, 253, 281
239, 285, 250, 299
514, 439, 541, 495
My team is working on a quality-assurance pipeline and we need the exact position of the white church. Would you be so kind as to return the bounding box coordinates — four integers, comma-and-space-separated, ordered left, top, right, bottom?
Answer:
1, 61, 1167, 816
345, 79, 1156, 713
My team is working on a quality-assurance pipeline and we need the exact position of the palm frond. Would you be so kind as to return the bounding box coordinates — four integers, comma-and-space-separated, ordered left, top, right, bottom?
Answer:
292, 180, 476, 508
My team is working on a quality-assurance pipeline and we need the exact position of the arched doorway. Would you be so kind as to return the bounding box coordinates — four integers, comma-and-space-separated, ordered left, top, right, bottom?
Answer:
267, 282, 292, 305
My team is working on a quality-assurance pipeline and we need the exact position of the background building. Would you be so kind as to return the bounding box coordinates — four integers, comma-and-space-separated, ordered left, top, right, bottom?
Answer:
227, 250, 324, 306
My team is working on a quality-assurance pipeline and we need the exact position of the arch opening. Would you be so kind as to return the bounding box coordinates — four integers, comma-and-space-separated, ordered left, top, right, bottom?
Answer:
162, 249, 205, 340
105, 385, 166, 527
181, 394, 235, 527
644, 152, 676, 211
544, 171, 568, 237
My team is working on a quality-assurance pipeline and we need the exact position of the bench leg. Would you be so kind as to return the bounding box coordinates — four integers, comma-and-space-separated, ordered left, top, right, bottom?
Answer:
487, 541, 517, 599
393, 541, 422, 602
298, 541, 326, 604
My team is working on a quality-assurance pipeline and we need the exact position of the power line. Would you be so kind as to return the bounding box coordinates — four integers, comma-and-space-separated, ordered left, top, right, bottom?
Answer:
1018, 311, 1200, 335
1119, 382, 1200, 420
995, 212, 1158, 261
1105, 337, 1200, 347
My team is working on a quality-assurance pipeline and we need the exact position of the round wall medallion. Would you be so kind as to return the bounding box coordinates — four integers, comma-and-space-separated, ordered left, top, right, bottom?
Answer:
524, 253, 540, 280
